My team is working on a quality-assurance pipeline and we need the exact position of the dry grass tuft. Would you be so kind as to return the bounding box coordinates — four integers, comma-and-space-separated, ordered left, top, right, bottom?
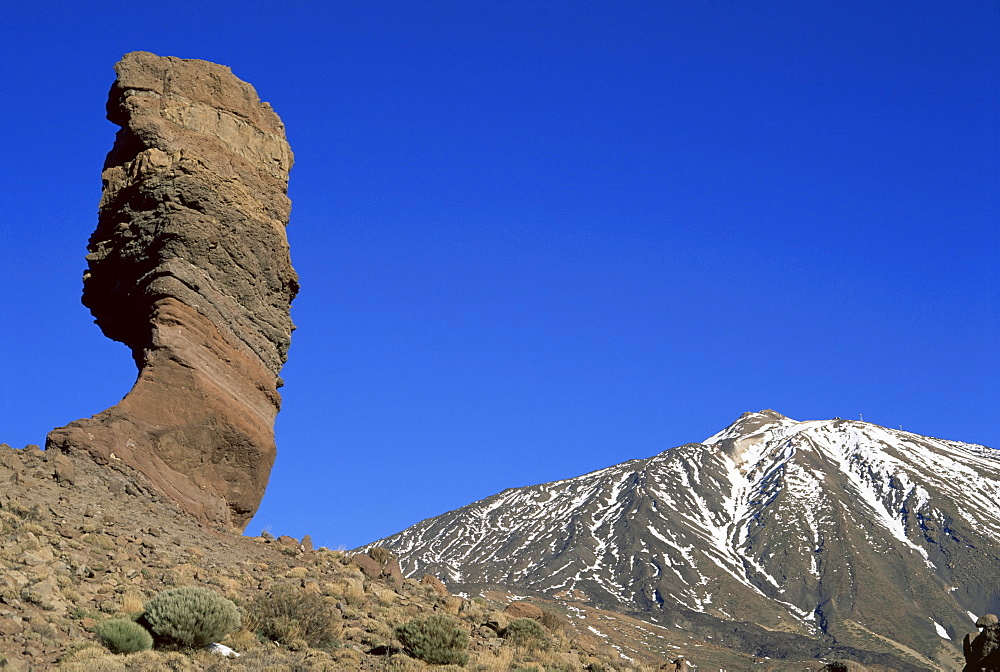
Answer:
469, 646, 517, 671
119, 591, 145, 614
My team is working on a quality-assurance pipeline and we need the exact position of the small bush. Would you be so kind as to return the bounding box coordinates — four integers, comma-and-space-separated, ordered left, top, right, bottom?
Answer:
252, 585, 341, 649
143, 587, 241, 648
539, 607, 568, 634
394, 614, 469, 666
94, 618, 153, 654
6, 502, 43, 521
368, 547, 394, 566
503, 617, 549, 650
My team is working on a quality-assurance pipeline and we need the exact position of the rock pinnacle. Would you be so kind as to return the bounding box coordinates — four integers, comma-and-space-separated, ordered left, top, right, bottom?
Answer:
47, 52, 298, 530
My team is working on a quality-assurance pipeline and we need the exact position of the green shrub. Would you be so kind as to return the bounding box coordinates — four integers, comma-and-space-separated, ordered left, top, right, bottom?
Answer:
94, 617, 153, 654
252, 585, 341, 649
503, 617, 549, 650
394, 614, 469, 665
143, 587, 241, 648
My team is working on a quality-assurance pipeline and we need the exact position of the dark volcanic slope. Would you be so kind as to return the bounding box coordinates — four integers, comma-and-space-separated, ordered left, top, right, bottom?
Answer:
368, 411, 1000, 671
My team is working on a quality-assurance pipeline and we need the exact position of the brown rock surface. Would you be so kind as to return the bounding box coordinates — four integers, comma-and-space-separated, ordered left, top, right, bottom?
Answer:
419, 573, 449, 597
504, 600, 543, 620
46, 51, 297, 529
0, 444, 649, 671
351, 553, 384, 580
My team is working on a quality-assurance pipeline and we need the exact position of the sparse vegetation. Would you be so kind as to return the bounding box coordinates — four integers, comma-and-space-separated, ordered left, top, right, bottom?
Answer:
369, 546, 394, 566
394, 614, 470, 665
504, 616, 550, 650
142, 587, 242, 648
0, 442, 862, 671
93, 617, 153, 654
4, 501, 44, 521
251, 584, 341, 649
539, 607, 568, 635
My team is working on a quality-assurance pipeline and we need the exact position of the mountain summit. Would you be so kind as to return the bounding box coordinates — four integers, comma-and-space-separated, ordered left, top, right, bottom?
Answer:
368, 412, 1000, 670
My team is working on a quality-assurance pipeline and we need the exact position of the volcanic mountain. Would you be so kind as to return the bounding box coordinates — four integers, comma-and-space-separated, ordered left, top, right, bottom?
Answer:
366, 410, 1000, 670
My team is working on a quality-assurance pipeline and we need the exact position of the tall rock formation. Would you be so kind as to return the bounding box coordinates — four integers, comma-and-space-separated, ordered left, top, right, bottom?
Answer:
46, 52, 298, 530
964, 614, 1000, 671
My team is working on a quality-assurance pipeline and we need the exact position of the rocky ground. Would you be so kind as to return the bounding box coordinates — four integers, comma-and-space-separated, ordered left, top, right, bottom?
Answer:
0, 443, 888, 671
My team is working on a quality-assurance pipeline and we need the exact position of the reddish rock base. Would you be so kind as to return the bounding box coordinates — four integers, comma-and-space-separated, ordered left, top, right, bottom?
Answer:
47, 52, 297, 530
48, 298, 278, 528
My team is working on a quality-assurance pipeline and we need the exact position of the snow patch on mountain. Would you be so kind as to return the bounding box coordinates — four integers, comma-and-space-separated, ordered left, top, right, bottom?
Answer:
367, 410, 1000, 661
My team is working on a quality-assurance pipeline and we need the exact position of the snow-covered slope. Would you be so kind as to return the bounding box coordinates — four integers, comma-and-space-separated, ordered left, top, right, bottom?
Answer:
366, 411, 1000, 669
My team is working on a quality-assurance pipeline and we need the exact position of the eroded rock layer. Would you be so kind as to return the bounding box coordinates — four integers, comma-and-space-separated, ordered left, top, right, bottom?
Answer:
47, 51, 297, 529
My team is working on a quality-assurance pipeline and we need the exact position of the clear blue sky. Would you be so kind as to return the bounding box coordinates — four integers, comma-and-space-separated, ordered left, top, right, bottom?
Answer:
1, 2, 997, 549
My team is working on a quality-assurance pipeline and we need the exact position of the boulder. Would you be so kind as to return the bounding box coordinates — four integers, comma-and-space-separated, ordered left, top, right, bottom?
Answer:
0, 617, 23, 636
820, 661, 867, 671
505, 601, 543, 620
352, 553, 403, 585
964, 613, 1000, 671
46, 52, 297, 530
978, 614, 1000, 628
419, 574, 449, 597
52, 454, 76, 485
352, 553, 383, 580
382, 558, 404, 585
